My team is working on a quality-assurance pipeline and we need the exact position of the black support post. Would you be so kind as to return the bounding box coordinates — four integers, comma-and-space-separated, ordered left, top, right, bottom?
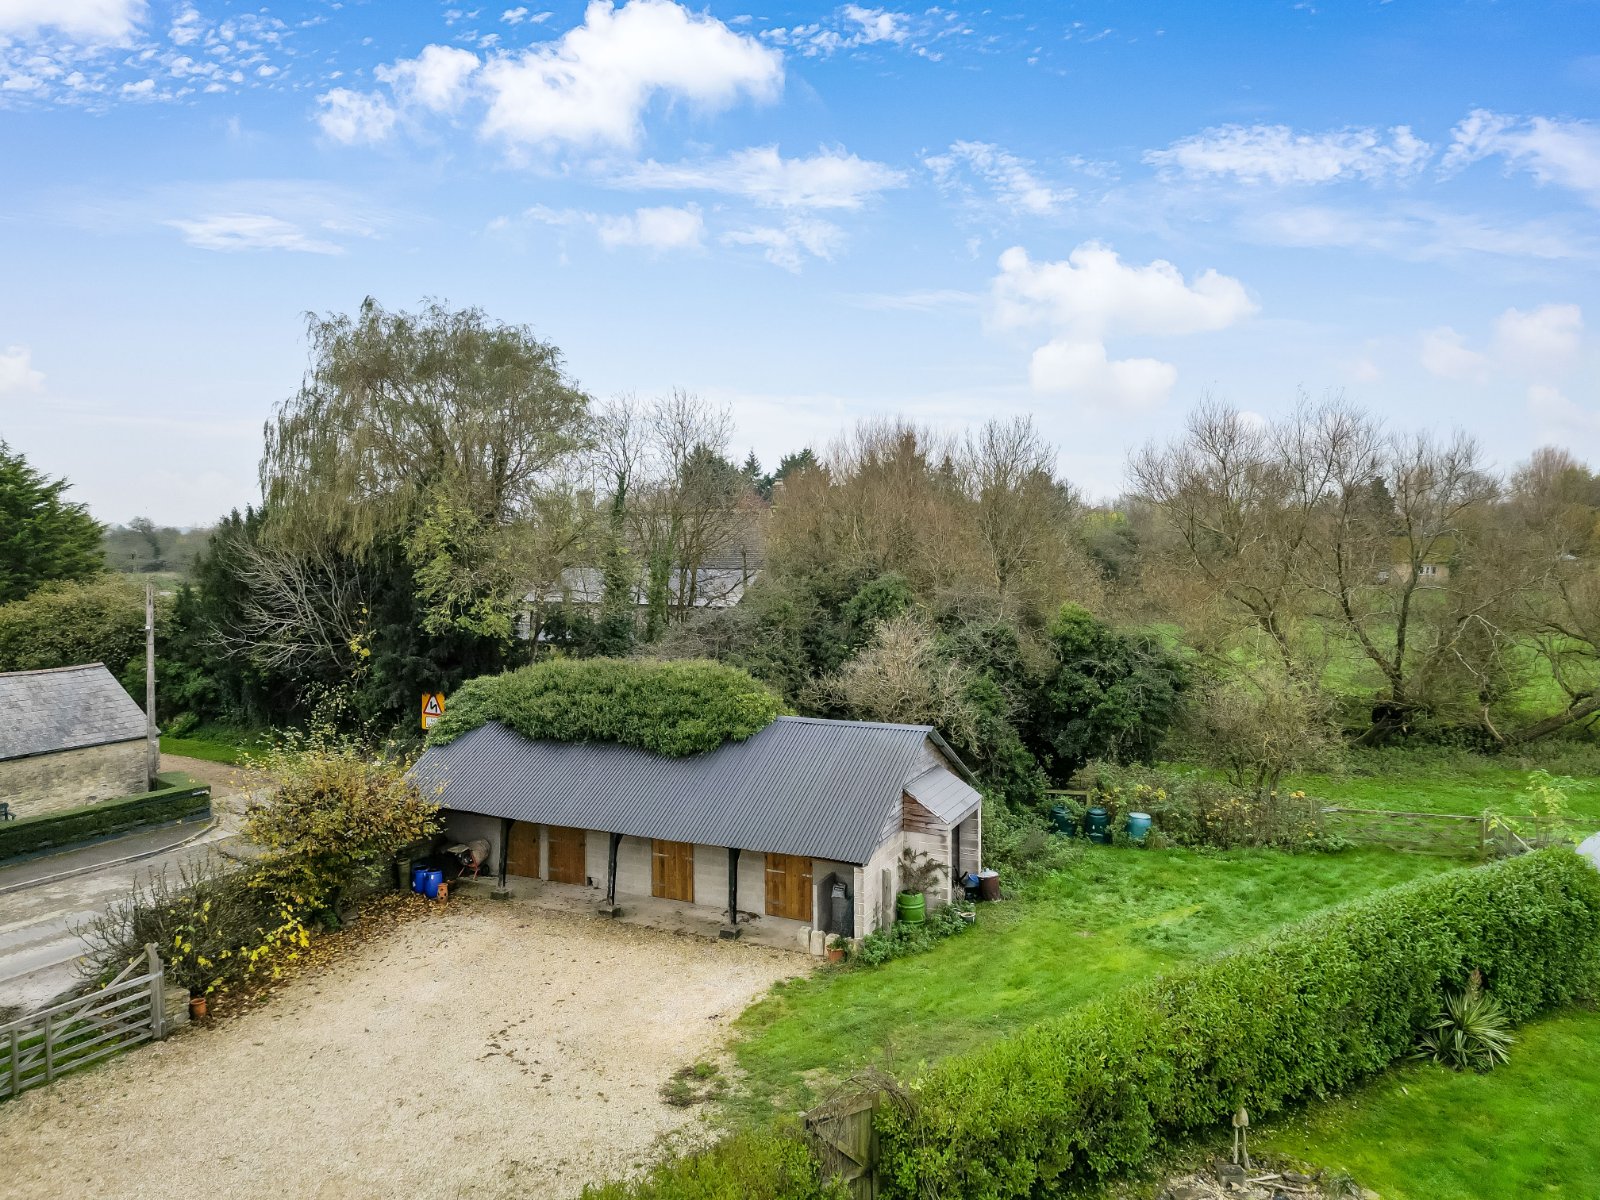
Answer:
498, 817, 511, 887
606, 832, 622, 905
720, 847, 742, 939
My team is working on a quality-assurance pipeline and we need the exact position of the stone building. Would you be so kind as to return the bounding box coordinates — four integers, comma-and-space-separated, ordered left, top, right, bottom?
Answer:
0, 664, 150, 819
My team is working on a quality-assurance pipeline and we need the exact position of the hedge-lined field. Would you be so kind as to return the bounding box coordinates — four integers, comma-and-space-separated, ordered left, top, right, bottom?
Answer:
586, 849, 1600, 1200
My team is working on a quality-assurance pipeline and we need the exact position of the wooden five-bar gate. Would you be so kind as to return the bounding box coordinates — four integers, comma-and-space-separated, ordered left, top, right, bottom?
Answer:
1, 944, 168, 1102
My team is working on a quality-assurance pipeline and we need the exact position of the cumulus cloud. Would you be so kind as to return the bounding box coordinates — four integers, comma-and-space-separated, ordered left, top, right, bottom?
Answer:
1443, 109, 1600, 204
618, 145, 905, 209
0, 0, 145, 40
1146, 123, 1431, 185
925, 140, 1072, 216
1421, 303, 1584, 383
166, 214, 347, 254
595, 205, 704, 250
722, 218, 845, 271
316, 88, 397, 144
992, 242, 1256, 406
375, 45, 480, 113
0, 345, 44, 394
1528, 384, 1600, 437
1419, 327, 1490, 383
479, 0, 782, 149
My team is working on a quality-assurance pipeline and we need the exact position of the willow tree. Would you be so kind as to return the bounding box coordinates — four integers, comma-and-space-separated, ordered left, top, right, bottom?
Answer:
259, 299, 590, 643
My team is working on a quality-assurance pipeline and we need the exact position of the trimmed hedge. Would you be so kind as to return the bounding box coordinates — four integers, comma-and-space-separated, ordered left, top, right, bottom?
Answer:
0, 771, 211, 860
875, 849, 1600, 1198
427, 658, 784, 757
580, 1127, 845, 1200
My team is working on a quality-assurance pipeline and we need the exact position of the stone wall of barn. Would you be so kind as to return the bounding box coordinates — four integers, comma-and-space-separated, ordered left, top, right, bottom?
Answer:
0, 740, 147, 819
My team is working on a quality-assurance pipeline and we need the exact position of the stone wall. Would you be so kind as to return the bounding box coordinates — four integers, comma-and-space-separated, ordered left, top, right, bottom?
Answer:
0, 740, 148, 819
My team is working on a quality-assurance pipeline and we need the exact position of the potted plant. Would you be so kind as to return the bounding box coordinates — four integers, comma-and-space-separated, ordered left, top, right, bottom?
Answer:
895, 847, 944, 925
827, 935, 849, 963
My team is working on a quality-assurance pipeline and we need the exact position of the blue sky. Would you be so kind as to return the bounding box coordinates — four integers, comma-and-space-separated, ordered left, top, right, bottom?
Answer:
3, 0, 1598, 525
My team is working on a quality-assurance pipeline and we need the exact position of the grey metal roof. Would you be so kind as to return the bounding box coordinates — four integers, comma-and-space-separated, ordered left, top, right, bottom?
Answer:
0, 664, 149, 761
904, 765, 983, 825
411, 715, 975, 864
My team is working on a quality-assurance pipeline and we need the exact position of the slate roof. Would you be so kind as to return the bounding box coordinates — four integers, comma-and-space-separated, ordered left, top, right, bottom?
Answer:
0, 664, 149, 762
411, 715, 981, 864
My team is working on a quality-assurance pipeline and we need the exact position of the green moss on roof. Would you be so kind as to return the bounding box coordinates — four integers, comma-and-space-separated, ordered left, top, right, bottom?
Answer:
425, 658, 784, 758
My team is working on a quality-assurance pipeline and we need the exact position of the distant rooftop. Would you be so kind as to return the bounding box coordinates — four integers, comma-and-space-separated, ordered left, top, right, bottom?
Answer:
0, 664, 150, 762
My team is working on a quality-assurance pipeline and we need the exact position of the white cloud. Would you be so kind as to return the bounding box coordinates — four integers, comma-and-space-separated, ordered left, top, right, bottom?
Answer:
1422, 304, 1585, 384
1443, 109, 1600, 204
1246, 203, 1592, 261
1146, 123, 1431, 185
0, 345, 44, 394
1528, 383, 1600, 437
595, 204, 703, 250
618, 145, 905, 210
1494, 303, 1583, 369
0, 0, 144, 40
479, 0, 782, 149
1419, 327, 1490, 383
375, 44, 480, 113
316, 87, 397, 144
763, 5, 927, 58
991, 242, 1256, 406
925, 141, 1072, 216
841, 5, 909, 45
167, 3, 201, 45
165, 214, 346, 254
722, 218, 844, 271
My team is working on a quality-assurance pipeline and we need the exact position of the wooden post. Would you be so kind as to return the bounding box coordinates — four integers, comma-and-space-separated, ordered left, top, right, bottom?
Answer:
606, 832, 622, 905
145, 583, 159, 789
498, 817, 511, 887
8, 1027, 18, 1098
726, 847, 740, 926
147, 943, 166, 1041
42, 1013, 54, 1084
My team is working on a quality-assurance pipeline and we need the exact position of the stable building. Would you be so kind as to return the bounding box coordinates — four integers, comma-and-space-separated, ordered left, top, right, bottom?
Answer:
0, 664, 151, 819
410, 716, 984, 943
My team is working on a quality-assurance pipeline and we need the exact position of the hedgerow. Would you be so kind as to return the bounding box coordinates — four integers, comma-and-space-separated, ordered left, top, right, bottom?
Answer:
579, 1126, 845, 1200
875, 848, 1600, 1198
425, 657, 784, 757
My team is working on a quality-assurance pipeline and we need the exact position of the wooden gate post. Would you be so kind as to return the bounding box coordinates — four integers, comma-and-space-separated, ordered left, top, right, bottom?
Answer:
147, 943, 167, 1041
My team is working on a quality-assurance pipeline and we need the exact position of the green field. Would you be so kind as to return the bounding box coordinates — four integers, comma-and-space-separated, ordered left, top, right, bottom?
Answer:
1260, 1007, 1600, 1199
160, 725, 264, 765
730, 846, 1450, 1119
1285, 745, 1600, 823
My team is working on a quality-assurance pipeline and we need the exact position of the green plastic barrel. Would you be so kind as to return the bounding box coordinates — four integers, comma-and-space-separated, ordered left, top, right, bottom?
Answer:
1049, 804, 1078, 836
1086, 806, 1111, 844
896, 890, 926, 924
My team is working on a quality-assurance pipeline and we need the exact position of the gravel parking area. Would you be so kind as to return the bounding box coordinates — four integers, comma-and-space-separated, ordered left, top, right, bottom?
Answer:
0, 897, 803, 1200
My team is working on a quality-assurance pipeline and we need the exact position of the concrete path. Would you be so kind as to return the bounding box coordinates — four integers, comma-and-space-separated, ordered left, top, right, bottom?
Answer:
0, 754, 253, 1017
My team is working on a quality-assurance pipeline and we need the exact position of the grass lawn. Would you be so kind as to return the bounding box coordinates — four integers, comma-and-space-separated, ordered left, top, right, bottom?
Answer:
729, 846, 1452, 1119
160, 725, 265, 765
1260, 1006, 1600, 1199
1285, 747, 1600, 824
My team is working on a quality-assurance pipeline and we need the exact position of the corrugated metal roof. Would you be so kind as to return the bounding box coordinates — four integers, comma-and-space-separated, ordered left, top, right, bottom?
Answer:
904, 765, 983, 825
411, 715, 968, 864
0, 663, 149, 761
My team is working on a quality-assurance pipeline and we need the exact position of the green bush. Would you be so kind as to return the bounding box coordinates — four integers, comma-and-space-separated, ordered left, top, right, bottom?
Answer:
427, 657, 784, 757
876, 849, 1600, 1198
857, 900, 974, 966
0, 574, 150, 675
580, 1126, 845, 1200
0, 771, 210, 860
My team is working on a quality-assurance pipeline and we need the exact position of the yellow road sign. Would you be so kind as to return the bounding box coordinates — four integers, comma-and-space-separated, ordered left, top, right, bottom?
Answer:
421, 692, 445, 729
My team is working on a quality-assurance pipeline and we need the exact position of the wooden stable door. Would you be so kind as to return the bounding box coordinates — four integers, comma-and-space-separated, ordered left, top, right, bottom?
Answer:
651, 840, 695, 902
505, 821, 540, 878
546, 826, 586, 885
764, 853, 813, 922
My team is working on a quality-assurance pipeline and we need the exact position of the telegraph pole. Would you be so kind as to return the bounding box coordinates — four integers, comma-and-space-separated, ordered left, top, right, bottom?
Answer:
146, 583, 159, 788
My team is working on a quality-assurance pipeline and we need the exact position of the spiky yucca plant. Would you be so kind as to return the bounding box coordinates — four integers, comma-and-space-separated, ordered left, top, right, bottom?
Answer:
1415, 969, 1515, 1072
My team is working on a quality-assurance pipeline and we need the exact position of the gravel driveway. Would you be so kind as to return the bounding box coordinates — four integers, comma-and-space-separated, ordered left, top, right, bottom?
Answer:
0, 897, 802, 1199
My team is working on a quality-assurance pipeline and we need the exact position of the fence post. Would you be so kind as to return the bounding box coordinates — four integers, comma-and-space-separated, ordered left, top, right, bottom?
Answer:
8, 1026, 17, 1098
146, 943, 166, 1041
42, 1013, 54, 1085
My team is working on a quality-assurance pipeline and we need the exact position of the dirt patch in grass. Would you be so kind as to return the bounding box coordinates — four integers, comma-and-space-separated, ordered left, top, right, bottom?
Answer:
0, 896, 802, 1200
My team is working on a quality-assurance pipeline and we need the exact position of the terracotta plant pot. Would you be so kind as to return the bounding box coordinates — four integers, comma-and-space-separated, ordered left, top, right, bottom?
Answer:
189, 995, 208, 1021
827, 948, 845, 963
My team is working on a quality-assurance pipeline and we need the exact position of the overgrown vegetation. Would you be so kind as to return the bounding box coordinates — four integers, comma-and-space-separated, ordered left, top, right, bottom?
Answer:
427, 658, 783, 756
874, 849, 1600, 1198
855, 898, 973, 966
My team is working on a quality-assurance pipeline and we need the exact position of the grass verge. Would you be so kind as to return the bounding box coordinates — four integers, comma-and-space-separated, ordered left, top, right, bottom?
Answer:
729, 846, 1451, 1120
1259, 1006, 1600, 1199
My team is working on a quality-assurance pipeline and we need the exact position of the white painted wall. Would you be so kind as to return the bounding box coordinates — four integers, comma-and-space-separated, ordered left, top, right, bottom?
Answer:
441, 811, 503, 873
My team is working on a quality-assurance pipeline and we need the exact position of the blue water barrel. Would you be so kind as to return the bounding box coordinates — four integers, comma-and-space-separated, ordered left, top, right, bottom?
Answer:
1126, 812, 1153, 843
423, 870, 443, 899
1086, 807, 1111, 844
411, 866, 429, 894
